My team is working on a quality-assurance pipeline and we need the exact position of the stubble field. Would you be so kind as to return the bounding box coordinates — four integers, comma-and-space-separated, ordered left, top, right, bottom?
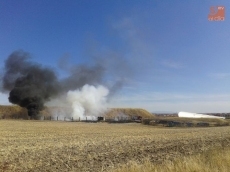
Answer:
1, 120, 230, 172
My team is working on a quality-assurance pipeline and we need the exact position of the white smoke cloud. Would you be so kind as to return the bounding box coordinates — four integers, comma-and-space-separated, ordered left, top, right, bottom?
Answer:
67, 84, 109, 120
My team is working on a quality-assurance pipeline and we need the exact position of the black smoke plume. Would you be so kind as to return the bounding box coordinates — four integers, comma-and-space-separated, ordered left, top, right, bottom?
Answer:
1, 50, 108, 118
2, 51, 60, 118
60, 64, 105, 91
1, 50, 129, 118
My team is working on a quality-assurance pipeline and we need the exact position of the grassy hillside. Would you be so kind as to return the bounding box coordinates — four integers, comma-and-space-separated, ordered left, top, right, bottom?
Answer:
105, 108, 154, 119
0, 105, 154, 119
0, 105, 27, 119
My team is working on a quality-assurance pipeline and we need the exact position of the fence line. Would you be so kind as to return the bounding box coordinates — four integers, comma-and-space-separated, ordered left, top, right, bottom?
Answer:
0, 115, 143, 123
40, 116, 142, 123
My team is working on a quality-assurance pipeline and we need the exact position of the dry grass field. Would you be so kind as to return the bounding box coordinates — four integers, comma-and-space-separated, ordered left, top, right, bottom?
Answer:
1, 120, 230, 172
113, 147, 230, 172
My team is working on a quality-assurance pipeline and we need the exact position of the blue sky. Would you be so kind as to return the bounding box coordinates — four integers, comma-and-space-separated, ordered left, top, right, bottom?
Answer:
1, 0, 230, 113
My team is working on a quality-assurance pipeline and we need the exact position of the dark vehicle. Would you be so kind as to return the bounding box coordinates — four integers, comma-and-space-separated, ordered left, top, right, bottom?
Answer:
97, 117, 104, 121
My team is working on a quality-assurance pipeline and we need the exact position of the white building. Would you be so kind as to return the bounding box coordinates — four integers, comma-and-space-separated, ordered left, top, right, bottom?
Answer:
178, 111, 225, 119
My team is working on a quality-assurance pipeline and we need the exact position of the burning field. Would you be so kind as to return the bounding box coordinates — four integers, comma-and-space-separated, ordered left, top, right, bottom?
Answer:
0, 105, 153, 121
1, 120, 230, 172
0, 50, 123, 120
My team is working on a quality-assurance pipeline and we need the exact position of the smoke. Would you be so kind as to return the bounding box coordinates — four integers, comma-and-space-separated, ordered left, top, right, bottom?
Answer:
47, 106, 72, 120
2, 51, 60, 118
67, 84, 109, 120
0, 50, 120, 119
60, 64, 105, 92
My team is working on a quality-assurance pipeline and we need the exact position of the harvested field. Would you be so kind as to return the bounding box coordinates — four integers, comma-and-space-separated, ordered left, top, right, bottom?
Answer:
1, 120, 230, 172
111, 147, 230, 172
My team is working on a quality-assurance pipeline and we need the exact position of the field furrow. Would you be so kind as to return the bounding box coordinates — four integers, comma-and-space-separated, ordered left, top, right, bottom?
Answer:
1, 120, 230, 172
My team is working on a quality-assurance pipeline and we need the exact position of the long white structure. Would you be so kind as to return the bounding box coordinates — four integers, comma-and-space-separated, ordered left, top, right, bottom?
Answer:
178, 111, 225, 119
